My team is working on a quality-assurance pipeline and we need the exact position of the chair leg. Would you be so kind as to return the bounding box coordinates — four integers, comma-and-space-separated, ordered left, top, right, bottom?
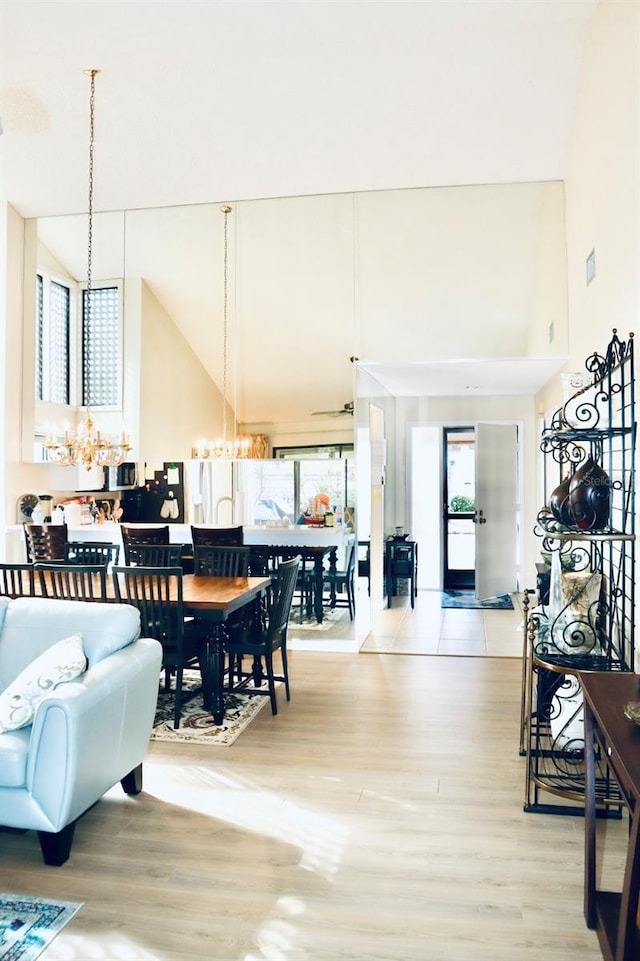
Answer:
227, 652, 235, 689
264, 650, 278, 714
281, 644, 291, 701
173, 667, 184, 729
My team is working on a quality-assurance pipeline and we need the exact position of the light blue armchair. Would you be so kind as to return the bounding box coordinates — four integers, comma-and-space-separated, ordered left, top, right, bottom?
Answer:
0, 596, 162, 865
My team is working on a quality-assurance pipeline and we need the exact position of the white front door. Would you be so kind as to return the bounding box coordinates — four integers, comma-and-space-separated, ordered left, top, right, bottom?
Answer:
474, 423, 519, 600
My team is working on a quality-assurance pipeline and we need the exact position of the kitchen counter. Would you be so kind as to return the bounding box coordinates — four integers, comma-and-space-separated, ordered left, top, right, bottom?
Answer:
242, 525, 347, 547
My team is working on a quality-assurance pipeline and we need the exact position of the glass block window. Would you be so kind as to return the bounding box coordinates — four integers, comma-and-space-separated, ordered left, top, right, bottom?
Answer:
82, 286, 120, 406
36, 273, 70, 404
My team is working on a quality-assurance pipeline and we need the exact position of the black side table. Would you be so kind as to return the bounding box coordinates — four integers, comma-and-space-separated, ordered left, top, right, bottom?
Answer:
385, 538, 418, 609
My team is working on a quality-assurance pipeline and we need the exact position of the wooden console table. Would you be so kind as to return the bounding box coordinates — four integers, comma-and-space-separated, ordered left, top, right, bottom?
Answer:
581, 671, 640, 961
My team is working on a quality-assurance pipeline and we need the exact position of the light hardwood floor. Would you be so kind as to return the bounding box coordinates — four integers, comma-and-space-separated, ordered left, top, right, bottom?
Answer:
0, 640, 627, 960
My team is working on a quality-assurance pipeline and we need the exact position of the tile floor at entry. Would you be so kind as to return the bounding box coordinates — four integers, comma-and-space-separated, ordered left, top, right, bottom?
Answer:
361, 589, 526, 657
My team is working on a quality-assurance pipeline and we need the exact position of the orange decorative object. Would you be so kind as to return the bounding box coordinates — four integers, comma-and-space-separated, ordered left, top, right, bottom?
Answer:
310, 493, 330, 514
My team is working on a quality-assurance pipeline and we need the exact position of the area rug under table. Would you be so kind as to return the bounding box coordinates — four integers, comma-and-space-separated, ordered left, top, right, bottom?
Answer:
290, 607, 348, 631
151, 672, 276, 745
0, 894, 82, 961
441, 590, 514, 610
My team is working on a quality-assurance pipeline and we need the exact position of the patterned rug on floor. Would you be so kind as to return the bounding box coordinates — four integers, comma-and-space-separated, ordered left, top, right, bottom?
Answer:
441, 590, 514, 610
150, 671, 275, 745
0, 894, 82, 961
290, 607, 349, 631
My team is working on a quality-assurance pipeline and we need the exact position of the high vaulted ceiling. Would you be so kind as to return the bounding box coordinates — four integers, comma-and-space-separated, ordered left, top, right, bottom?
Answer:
1, 0, 597, 218
1, 0, 597, 415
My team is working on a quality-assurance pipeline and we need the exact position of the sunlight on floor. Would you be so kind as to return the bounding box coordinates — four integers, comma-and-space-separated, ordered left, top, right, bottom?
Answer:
142, 763, 350, 883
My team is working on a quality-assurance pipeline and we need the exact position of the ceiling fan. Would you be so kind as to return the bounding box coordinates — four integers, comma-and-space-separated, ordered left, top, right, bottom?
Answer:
311, 401, 354, 417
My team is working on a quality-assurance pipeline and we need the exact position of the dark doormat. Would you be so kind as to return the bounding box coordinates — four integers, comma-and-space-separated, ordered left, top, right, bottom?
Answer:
441, 590, 514, 610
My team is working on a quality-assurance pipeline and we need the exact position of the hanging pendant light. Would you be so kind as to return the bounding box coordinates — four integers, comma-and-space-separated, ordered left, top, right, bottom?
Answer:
46, 69, 131, 470
193, 204, 250, 459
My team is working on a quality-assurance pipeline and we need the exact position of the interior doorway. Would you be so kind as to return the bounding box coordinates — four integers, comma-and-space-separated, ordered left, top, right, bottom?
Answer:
410, 420, 520, 598
442, 427, 476, 590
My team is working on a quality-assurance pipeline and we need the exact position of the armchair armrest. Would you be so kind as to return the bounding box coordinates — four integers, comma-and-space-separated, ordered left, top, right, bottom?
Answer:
14, 637, 161, 833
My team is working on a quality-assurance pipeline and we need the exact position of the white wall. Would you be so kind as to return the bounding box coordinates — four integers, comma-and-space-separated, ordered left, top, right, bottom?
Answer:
2, 205, 51, 541
563, 0, 639, 367
356, 181, 567, 362
136, 279, 228, 468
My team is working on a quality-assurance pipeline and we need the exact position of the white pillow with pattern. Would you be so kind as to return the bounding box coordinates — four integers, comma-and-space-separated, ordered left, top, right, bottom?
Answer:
0, 633, 87, 733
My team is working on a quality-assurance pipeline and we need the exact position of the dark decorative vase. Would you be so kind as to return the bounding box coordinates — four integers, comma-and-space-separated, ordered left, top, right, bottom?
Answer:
548, 476, 573, 526
568, 457, 611, 530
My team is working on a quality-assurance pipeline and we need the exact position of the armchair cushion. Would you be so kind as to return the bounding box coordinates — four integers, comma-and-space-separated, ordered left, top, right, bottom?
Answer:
0, 597, 140, 690
0, 633, 86, 733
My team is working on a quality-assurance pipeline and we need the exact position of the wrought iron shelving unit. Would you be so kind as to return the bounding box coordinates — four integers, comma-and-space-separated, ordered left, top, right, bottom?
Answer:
521, 329, 636, 816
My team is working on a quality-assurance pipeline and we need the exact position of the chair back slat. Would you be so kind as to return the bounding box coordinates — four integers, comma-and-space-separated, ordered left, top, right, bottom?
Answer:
35, 562, 108, 602
193, 545, 250, 577
0, 562, 35, 597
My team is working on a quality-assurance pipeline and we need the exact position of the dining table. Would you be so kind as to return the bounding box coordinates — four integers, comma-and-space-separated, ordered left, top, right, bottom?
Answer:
105, 571, 271, 725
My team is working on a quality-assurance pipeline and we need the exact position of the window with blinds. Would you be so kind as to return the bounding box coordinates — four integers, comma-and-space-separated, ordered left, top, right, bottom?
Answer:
36, 274, 70, 404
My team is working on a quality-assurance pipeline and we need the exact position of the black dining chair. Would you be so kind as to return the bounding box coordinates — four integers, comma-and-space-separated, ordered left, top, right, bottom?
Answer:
111, 565, 202, 729
225, 555, 300, 715
192, 545, 250, 577
64, 541, 120, 568
191, 525, 243, 547
120, 525, 170, 563
0, 562, 35, 597
247, 546, 313, 623
192, 545, 253, 660
24, 524, 68, 563
126, 544, 184, 568
35, 562, 108, 602
322, 539, 356, 620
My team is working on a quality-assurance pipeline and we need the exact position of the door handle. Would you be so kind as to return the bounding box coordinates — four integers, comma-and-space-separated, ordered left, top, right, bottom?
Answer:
478, 509, 487, 525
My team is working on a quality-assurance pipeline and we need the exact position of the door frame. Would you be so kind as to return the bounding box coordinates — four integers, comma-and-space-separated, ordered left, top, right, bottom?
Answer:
408, 418, 525, 593
442, 426, 475, 591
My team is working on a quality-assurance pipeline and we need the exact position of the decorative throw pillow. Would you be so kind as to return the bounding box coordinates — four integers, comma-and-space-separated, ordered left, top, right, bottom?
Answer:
0, 633, 87, 733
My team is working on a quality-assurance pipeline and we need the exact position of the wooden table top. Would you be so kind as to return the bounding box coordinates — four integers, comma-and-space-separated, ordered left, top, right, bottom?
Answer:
108, 571, 271, 611
177, 574, 271, 611
580, 671, 640, 801
34, 569, 271, 618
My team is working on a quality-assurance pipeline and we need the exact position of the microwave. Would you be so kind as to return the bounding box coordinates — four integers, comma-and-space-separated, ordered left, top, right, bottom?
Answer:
103, 463, 138, 490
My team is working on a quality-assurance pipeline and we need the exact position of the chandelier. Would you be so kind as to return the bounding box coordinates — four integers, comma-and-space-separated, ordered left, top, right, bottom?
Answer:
193, 204, 250, 460
46, 69, 131, 470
